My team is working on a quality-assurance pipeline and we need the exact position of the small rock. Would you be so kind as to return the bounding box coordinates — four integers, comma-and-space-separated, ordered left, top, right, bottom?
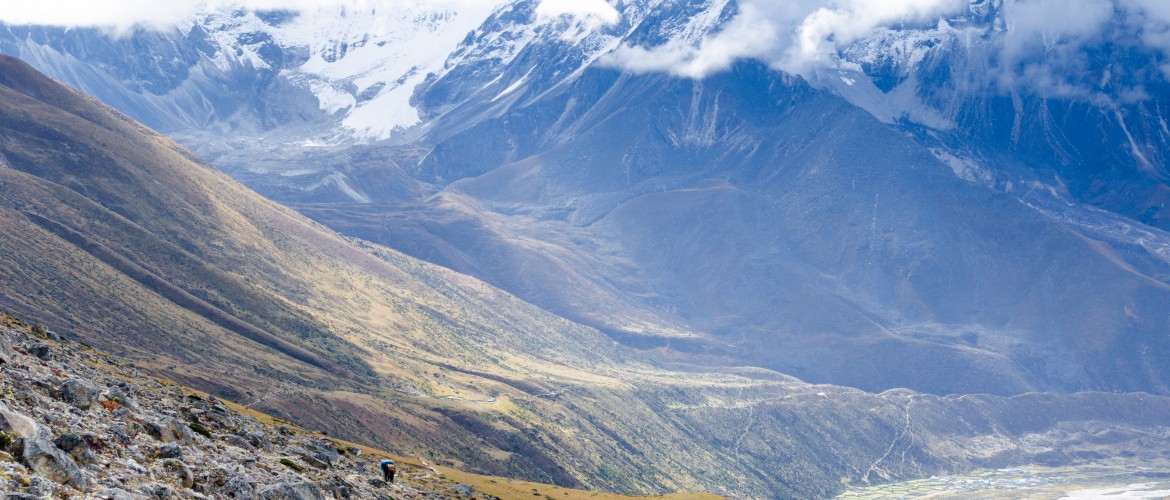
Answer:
138, 484, 175, 500
24, 342, 50, 360
53, 432, 96, 465
0, 402, 39, 440
291, 447, 328, 470
311, 442, 339, 467
147, 418, 194, 445
158, 444, 184, 459
12, 390, 40, 406
157, 459, 194, 489
222, 434, 255, 451
245, 431, 272, 452
20, 437, 87, 490
3, 493, 41, 500
257, 481, 326, 500
223, 475, 255, 499
93, 488, 137, 500
344, 446, 360, 457
58, 378, 100, 410
325, 476, 354, 499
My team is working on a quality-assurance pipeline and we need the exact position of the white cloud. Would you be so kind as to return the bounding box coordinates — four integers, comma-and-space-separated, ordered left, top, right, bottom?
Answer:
601, 3, 781, 79
603, 0, 967, 79
0, 0, 498, 32
534, 0, 619, 27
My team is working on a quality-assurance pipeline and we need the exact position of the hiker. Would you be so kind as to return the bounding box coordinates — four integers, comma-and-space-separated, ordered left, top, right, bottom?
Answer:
380, 458, 396, 483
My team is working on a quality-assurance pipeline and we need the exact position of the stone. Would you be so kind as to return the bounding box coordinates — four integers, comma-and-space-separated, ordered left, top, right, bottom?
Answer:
324, 476, 354, 499
138, 484, 175, 499
157, 459, 194, 489
25, 342, 50, 361
58, 378, 100, 410
245, 431, 272, 452
344, 446, 360, 457
53, 432, 96, 465
0, 403, 39, 440
451, 484, 475, 497
222, 434, 255, 451
147, 418, 194, 445
311, 442, 340, 467
3, 493, 40, 500
13, 390, 40, 406
93, 488, 137, 500
158, 443, 184, 459
223, 476, 256, 499
20, 437, 86, 490
256, 481, 327, 500
291, 447, 328, 469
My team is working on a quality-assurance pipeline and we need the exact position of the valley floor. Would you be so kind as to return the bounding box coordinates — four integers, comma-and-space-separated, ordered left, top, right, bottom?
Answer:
837, 459, 1170, 499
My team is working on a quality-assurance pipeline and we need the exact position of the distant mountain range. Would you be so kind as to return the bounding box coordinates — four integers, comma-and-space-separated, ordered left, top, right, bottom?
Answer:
3, 0, 1170, 496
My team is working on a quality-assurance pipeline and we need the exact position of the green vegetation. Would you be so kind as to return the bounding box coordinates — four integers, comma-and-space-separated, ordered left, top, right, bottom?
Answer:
187, 422, 212, 439
279, 458, 303, 472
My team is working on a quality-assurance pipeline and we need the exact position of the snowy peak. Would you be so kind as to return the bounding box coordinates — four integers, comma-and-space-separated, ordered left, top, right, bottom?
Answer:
187, 1, 508, 141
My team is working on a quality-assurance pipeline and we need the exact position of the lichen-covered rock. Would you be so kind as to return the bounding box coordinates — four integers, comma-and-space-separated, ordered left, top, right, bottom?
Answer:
20, 437, 86, 490
57, 378, 100, 410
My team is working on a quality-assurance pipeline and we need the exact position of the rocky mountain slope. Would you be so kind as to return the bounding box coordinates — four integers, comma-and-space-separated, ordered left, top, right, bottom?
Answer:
0, 311, 498, 499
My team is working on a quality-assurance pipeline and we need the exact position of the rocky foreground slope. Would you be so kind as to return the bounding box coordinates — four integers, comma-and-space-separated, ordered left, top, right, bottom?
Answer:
0, 311, 495, 499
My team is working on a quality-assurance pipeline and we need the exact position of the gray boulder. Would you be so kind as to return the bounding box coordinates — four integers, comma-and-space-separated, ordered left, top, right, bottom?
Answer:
158, 443, 184, 459
147, 417, 194, 445
20, 437, 87, 490
53, 432, 96, 465
25, 342, 51, 360
0, 402, 38, 440
0, 333, 11, 365
93, 488, 137, 500
223, 476, 255, 499
311, 442, 340, 467
58, 378, 100, 410
221, 434, 254, 451
257, 482, 326, 500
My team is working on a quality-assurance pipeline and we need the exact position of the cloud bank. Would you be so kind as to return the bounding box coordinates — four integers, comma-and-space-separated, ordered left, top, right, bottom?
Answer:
604, 0, 968, 79
604, 0, 1170, 90
535, 0, 620, 26
0, 0, 499, 32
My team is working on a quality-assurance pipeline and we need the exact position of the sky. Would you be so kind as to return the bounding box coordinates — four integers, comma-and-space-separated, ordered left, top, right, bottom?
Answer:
3, 0, 1170, 89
